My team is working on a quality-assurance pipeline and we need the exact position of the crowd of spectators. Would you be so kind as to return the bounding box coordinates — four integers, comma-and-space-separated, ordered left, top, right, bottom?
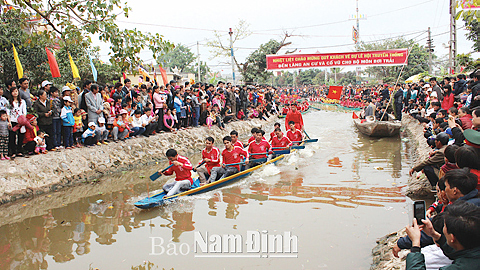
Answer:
0, 78, 286, 159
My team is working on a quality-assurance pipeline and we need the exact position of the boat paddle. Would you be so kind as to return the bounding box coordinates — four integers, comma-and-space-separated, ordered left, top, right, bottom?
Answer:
150, 164, 174, 181
304, 130, 312, 139
193, 160, 206, 172
272, 145, 305, 150
225, 158, 267, 167
292, 139, 318, 143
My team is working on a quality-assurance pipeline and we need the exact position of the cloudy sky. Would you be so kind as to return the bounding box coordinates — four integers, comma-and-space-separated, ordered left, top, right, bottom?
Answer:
96, 0, 478, 74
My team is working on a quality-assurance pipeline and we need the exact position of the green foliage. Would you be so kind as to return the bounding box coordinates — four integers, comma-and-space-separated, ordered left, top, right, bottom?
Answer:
7, 0, 173, 72
463, 12, 480, 52
157, 44, 195, 72
356, 38, 431, 82
242, 39, 283, 84
456, 53, 475, 71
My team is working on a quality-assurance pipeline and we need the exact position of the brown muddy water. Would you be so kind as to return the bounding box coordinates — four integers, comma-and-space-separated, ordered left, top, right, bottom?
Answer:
0, 108, 417, 270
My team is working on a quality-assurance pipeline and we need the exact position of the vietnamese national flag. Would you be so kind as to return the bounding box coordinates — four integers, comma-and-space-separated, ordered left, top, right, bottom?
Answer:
159, 65, 168, 86
45, 47, 61, 78
327, 86, 342, 100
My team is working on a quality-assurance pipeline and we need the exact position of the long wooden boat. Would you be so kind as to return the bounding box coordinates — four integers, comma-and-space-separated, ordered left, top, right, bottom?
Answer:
134, 143, 304, 209
353, 118, 401, 137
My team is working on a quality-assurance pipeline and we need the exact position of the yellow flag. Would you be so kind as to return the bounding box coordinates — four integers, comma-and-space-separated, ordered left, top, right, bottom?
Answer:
68, 53, 80, 79
12, 44, 23, 79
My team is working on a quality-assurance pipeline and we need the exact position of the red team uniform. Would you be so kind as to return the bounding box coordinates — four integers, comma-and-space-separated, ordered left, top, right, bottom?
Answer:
271, 135, 292, 150
222, 146, 249, 171
163, 155, 194, 184
248, 140, 271, 159
287, 129, 303, 143
201, 147, 220, 174
233, 140, 244, 148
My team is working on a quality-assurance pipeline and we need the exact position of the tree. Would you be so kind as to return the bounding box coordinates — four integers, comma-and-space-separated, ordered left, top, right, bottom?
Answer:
5, 0, 173, 72
241, 38, 292, 84
157, 44, 195, 72
206, 20, 251, 72
356, 38, 431, 82
0, 10, 120, 86
463, 13, 480, 52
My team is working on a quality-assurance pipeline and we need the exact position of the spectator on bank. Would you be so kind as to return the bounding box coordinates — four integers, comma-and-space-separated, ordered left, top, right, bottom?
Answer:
96, 118, 109, 145
33, 90, 53, 150
22, 114, 39, 154
82, 122, 98, 146
85, 84, 103, 124
61, 96, 75, 149
112, 112, 128, 142
8, 87, 27, 157
409, 132, 449, 188
50, 87, 63, 149
0, 110, 10, 160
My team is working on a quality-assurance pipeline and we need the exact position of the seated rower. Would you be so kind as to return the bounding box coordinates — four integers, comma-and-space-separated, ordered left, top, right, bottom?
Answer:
160, 149, 193, 197
286, 120, 303, 145
196, 137, 220, 185
271, 128, 292, 157
230, 130, 244, 148
247, 129, 271, 169
247, 127, 258, 145
269, 123, 281, 143
208, 136, 249, 183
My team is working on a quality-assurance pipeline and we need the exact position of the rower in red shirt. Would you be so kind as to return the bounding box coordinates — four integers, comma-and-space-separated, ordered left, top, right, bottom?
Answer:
286, 121, 303, 144
285, 103, 304, 131
230, 130, 244, 148
195, 137, 220, 184
160, 149, 194, 197
247, 127, 258, 144
207, 136, 249, 183
271, 128, 292, 150
248, 129, 271, 169
269, 123, 281, 143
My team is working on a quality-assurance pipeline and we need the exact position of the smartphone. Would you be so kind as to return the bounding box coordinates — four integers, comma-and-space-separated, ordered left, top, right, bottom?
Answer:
413, 200, 426, 224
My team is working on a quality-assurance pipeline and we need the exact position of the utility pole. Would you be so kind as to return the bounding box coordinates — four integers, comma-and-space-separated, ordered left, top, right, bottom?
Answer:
197, 41, 200, 83
427, 27, 434, 74
229, 28, 236, 85
449, 0, 457, 74
350, 0, 366, 84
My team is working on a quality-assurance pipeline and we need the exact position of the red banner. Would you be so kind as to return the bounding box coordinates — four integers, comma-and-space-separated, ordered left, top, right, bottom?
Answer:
266, 49, 408, 70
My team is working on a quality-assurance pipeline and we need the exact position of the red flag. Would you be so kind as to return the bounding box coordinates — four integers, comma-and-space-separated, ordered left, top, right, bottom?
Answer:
45, 47, 61, 78
122, 72, 127, 80
327, 86, 342, 100
159, 65, 168, 85
352, 112, 359, 119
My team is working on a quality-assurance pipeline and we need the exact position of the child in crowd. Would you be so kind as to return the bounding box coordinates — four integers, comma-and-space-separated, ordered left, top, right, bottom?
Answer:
96, 118, 109, 145
112, 113, 129, 141
34, 130, 48, 154
61, 96, 75, 149
0, 110, 10, 160
73, 108, 84, 147
82, 122, 98, 146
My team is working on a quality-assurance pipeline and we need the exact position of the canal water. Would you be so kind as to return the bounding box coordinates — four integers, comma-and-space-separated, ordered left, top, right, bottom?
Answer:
0, 107, 416, 270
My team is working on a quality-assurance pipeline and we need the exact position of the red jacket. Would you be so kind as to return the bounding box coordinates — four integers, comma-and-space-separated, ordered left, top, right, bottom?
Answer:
286, 129, 303, 143
248, 140, 271, 159
23, 125, 39, 144
201, 147, 220, 174
222, 146, 248, 171
272, 134, 292, 149
285, 110, 304, 130
163, 155, 193, 183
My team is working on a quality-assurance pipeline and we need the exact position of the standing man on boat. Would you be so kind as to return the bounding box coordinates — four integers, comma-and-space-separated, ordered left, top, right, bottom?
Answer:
394, 84, 404, 121
247, 129, 271, 169
284, 103, 304, 131
286, 121, 303, 144
207, 136, 249, 183
159, 149, 193, 197
196, 137, 221, 184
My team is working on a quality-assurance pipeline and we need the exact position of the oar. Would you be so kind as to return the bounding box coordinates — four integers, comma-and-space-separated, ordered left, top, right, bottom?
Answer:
304, 130, 312, 140
150, 164, 173, 181
272, 145, 305, 150
293, 139, 318, 143
225, 158, 267, 167
193, 160, 206, 172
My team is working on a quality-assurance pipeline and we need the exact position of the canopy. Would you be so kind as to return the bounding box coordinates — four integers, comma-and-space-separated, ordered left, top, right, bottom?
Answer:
405, 74, 422, 83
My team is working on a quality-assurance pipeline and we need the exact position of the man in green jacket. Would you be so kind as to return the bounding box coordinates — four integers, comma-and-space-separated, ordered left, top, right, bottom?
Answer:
405, 201, 480, 270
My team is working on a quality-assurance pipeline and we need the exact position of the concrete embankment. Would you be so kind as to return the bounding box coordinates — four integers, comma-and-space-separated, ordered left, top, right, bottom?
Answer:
0, 117, 277, 205
371, 115, 435, 270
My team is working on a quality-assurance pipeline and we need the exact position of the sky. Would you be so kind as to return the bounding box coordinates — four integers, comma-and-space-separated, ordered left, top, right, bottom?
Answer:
95, 0, 479, 75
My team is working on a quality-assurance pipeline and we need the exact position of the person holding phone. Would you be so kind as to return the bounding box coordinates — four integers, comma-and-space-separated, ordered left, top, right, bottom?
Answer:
405, 201, 480, 270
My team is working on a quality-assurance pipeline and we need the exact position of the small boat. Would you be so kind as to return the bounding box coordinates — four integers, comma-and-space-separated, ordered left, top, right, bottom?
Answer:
134, 143, 305, 209
353, 116, 401, 137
